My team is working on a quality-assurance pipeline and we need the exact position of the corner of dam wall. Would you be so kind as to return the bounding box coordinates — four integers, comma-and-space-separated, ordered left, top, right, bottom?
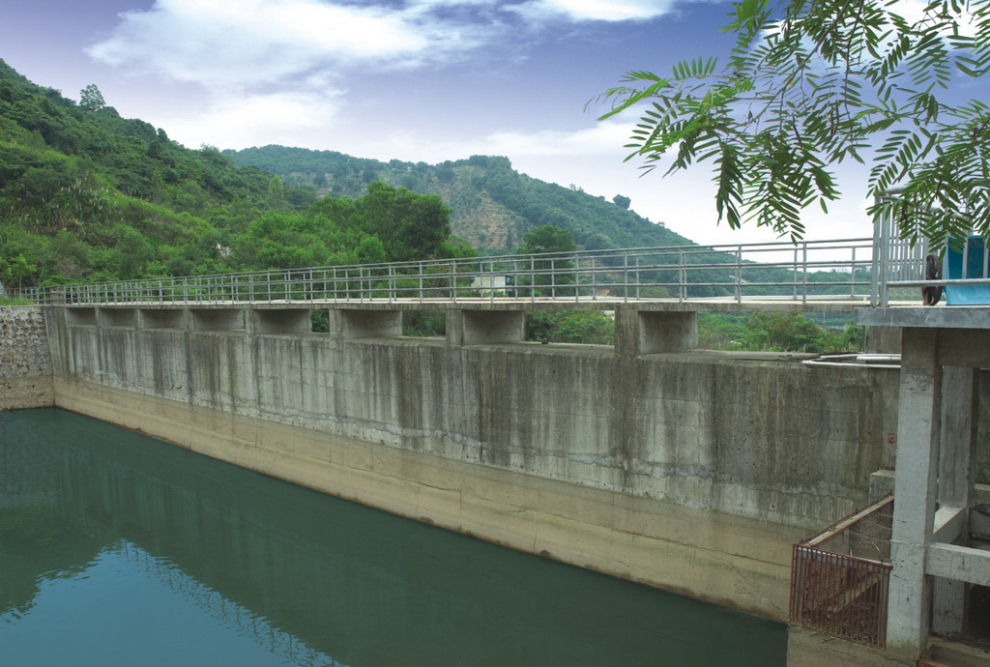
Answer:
43, 303, 906, 621
0, 306, 53, 409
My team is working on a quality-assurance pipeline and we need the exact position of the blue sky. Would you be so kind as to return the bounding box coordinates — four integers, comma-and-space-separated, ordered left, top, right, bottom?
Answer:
1, 0, 901, 246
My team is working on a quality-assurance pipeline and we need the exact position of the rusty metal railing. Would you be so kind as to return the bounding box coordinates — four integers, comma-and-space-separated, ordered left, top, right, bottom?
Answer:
790, 496, 894, 649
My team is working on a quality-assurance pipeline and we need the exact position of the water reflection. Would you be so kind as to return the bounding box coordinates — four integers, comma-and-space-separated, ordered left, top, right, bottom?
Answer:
0, 408, 786, 666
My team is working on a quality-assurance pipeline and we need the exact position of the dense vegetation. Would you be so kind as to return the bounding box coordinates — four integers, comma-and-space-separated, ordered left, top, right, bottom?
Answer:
0, 60, 468, 290
224, 146, 692, 254
0, 60, 861, 351
698, 312, 863, 353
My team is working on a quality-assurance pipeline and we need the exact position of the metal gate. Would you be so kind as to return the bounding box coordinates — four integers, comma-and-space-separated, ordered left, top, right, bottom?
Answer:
790, 496, 894, 648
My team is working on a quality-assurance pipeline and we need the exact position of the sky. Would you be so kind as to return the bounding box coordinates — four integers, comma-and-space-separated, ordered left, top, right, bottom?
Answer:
0, 0, 924, 248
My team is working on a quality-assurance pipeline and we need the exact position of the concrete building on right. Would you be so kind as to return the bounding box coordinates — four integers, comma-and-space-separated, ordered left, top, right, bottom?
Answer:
852, 306, 990, 666
787, 221, 990, 666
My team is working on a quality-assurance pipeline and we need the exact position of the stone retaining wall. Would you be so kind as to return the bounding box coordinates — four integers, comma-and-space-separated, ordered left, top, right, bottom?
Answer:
0, 306, 53, 409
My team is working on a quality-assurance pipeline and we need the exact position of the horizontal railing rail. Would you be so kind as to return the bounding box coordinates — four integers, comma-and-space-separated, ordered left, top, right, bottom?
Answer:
12, 238, 883, 306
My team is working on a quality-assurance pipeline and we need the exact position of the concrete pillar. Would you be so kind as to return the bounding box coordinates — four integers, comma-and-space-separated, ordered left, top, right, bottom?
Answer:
446, 309, 524, 346
139, 308, 185, 330
931, 365, 978, 635
250, 309, 312, 335
66, 308, 97, 326
886, 327, 941, 659
190, 309, 245, 331
338, 309, 401, 339
98, 307, 137, 328
613, 306, 697, 357
865, 326, 901, 354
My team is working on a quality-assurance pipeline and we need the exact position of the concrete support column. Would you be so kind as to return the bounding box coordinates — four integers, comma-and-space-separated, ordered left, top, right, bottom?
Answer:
887, 327, 941, 659
249, 309, 312, 335
613, 306, 697, 357
931, 365, 978, 635
138, 308, 185, 330
446, 309, 524, 346
190, 309, 245, 332
335, 309, 401, 339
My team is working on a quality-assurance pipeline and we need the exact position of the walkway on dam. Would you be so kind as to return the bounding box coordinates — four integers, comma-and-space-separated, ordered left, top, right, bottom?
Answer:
16, 236, 883, 309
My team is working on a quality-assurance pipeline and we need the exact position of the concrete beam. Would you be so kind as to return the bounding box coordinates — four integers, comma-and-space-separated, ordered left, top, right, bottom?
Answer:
99, 308, 137, 328
339, 309, 401, 339
66, 308, 97, 326
932, 506, 967, 544
447, 310, 524, 346
251, 309, 312, 335
857, 306, 990, 330
613, 306, 698, 356
190, 309, 245, 332
139, 308, 185, 330
927, 542, 990, 586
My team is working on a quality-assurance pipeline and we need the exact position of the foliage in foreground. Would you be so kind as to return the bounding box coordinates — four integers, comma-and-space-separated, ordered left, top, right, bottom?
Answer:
597, 0, 990, 247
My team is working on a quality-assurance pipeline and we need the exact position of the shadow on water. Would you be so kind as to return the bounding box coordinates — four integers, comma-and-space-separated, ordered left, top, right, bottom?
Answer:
0, 408, 786, 666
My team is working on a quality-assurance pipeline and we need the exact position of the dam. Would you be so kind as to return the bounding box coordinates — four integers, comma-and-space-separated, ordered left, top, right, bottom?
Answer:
4, 234, 990, 665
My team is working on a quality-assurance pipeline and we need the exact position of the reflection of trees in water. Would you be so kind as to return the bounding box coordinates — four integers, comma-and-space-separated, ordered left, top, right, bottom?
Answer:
114, 542, 343, 667
0, 504, 109, 617
1, 408, 787, 667
0, 410, 115, 616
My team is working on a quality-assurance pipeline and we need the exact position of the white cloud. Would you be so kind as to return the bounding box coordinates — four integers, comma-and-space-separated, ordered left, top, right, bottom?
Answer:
86, 0, 486, 89
509, 0, 679, 23
329, 119, 633, 165
155, 89, 345, 150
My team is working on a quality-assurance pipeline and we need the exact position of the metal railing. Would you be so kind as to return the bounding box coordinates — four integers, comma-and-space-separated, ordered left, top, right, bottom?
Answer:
790, 496, 894, 649
13, 238, 877, 307
871, 207, 990, 306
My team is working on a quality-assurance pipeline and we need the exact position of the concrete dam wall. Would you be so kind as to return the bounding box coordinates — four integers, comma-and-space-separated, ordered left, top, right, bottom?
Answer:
0, 306, 53, 409
39, 302, 908, 622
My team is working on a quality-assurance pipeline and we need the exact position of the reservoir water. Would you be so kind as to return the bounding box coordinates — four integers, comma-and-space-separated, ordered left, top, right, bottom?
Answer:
0, 408, 786, 666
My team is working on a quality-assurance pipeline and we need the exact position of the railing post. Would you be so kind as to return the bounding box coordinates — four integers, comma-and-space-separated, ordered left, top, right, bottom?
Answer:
735, 245, 743, 303
850, 247, 857, 300
623, 251, 629, 302
418, 263, 423, 303
793, 246, 799, 301
529, 256, 536, 302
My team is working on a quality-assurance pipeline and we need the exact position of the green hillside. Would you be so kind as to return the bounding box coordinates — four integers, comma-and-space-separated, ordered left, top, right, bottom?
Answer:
0, 58, 860, 309
0, 60, 468, 289
223, 146, 694, 254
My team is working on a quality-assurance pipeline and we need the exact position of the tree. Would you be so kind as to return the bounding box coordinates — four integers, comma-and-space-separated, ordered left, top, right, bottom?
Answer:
595, 0, 990, 246
79, 84, 105, 111
354, 181, 451, 261
613, 194, 631, 209
266, 175, 286, 210
516, 224, 577, 297
516, 223, 578, 256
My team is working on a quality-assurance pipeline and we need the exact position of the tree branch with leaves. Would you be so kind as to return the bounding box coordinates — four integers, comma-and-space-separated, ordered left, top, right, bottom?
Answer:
593, 0, 990, 246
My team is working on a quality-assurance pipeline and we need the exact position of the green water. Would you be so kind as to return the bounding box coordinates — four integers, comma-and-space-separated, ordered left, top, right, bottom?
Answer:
0, 408, 786, 666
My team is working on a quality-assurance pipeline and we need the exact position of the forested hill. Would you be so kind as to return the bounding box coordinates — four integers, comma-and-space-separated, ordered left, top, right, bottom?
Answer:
0, 60, 467, 289
223, 146, 693, 254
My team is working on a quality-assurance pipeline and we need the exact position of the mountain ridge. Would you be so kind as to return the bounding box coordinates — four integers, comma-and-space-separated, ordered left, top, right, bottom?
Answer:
0, 56, 696, 291
223, 146, 694, 254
